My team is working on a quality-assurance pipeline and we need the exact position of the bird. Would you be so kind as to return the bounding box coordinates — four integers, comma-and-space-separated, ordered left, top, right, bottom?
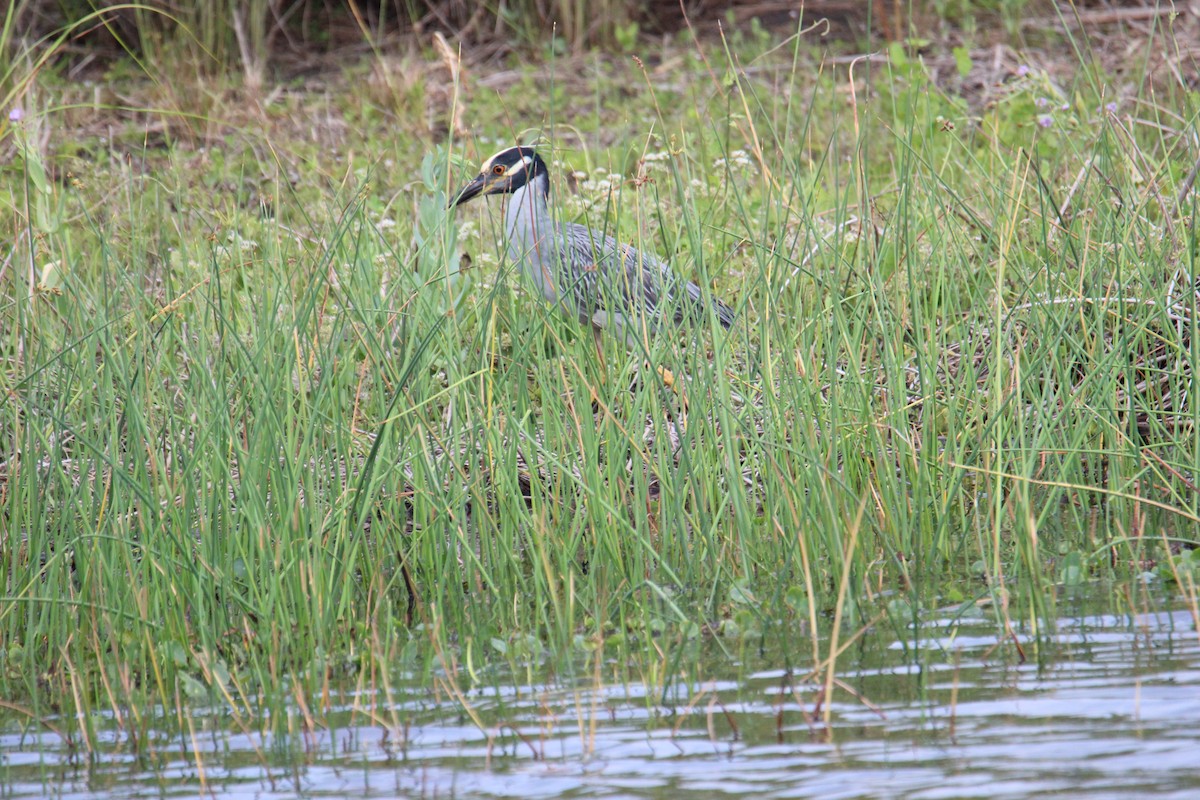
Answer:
448, 145, 733, 386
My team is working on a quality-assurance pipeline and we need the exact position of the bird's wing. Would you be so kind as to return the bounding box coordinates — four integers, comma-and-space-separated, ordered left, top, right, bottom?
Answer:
562, 222, 673, 318
561, 222, 734, 330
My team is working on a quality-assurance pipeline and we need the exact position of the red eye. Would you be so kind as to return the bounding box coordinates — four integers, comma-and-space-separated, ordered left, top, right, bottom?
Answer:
492, 165, 506, 175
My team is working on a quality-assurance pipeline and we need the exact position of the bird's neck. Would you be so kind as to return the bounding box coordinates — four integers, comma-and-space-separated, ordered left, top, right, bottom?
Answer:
506, 171, 551, 245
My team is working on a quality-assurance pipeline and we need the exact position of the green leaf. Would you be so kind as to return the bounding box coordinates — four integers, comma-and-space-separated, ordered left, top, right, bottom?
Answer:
178, 673, 207, 701
1058, 552, 1086, 586
38, 260, 64, 292
35, 193, 57, 234
952, 46, 973, 78
729, 579, 757, 607
886, 597, 913, 619
22, 147, 49, 195
785, 585, 809, 614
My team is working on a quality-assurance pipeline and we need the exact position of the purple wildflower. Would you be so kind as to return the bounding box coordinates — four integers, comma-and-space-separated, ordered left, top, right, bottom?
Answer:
8, 107, 23, 122
1038, 115, 1053, 128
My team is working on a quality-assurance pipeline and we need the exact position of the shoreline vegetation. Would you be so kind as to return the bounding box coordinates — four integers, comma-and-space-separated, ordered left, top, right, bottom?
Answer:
2, 1, 1199, 748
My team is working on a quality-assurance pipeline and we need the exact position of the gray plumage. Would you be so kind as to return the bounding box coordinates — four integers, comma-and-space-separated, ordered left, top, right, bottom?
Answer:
451, 146, 734, 349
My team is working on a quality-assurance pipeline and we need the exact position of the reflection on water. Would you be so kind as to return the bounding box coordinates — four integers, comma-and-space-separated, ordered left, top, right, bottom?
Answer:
3, 604, 1198, 799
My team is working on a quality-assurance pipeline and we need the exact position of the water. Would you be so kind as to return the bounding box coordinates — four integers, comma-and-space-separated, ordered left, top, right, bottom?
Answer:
3, 601, 1198, 799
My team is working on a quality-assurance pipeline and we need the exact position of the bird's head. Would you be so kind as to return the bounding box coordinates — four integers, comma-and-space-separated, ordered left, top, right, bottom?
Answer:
450, 146, 547, 208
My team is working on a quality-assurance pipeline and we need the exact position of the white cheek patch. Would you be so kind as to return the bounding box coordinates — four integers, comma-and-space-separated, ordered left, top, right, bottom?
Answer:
480, 150, 534, 181
503, 155, 533, 180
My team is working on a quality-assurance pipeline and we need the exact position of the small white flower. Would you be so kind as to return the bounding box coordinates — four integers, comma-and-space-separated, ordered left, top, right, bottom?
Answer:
726, 149, 753, 168
225, 232, 259, 251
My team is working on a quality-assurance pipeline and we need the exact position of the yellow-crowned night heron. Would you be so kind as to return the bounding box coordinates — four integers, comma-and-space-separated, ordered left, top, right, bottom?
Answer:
449, 146, 733, 380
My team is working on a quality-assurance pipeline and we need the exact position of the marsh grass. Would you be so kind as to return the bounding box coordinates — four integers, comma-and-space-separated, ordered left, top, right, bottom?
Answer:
2, 8, 1200, 752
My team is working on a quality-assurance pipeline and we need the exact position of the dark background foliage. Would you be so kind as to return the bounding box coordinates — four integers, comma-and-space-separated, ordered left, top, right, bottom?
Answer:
8, 0, 1122, 68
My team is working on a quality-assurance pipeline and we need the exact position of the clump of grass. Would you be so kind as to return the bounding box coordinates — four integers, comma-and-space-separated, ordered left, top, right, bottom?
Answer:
2, 7, 1199, 752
